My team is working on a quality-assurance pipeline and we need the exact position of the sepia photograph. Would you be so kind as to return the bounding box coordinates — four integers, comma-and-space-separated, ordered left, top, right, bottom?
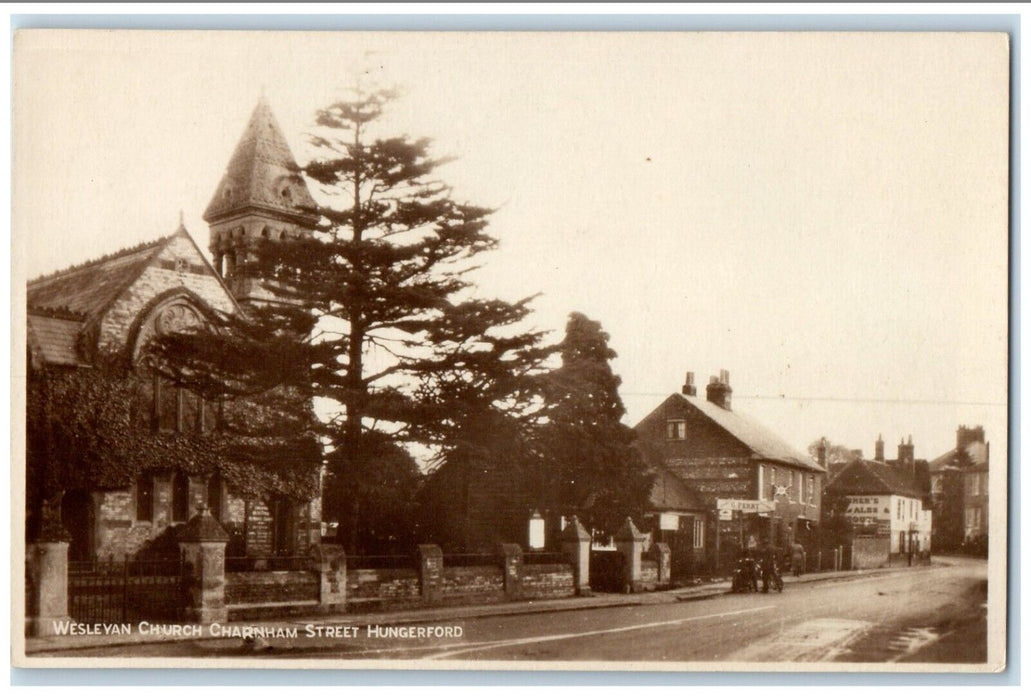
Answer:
11, 29, 1009, 672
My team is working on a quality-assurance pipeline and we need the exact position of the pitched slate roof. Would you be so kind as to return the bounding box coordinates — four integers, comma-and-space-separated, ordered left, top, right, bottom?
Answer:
928, 442, 989, 471
648, 467, 706, 512
27, 314, 85, 366
658, 393, 825, 473
27, 236, 170, 319
203, 97, 318, 224
825, 459, 925, 499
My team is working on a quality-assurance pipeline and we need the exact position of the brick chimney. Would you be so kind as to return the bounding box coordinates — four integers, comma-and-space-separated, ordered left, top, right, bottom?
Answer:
874, 434, 885, 462
898, 435, 915, 471
816, 437, 828, 468
705, 369, 732, 410
681, 371, 697, 397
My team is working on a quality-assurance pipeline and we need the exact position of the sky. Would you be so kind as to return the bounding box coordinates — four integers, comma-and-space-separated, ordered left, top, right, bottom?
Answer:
14, 30, 1009, 463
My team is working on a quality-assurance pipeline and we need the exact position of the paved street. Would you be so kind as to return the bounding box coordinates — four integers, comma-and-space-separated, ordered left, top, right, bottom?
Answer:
33, 558, 987, 664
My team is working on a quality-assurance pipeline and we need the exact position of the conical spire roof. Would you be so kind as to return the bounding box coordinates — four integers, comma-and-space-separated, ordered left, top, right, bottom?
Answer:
203, 97, 318, 224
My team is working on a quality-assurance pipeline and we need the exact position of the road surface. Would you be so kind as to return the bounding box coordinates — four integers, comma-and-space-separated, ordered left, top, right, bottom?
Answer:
35, 557, 988, 664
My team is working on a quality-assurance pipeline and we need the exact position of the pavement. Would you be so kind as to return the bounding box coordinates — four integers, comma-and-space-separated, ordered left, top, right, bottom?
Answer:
24, 561, 942, 655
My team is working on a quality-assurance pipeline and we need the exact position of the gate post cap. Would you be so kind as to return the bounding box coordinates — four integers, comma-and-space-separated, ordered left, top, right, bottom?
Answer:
560, 516, 591, 543
650, 541, 671, 556
614, 517, 646, 543
498, 542, 523, 559
417, 544, 443, 558
178, 506, 230, 543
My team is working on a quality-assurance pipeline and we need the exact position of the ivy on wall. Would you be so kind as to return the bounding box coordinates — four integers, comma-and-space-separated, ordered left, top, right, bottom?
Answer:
27, 359, 321, 520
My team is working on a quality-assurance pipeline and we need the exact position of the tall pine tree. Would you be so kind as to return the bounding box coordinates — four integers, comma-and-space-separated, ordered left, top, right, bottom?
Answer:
539, 312, 652, 537
149, 87, 546, 552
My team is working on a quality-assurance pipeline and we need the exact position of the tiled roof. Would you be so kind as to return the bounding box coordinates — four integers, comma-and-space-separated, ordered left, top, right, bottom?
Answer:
27, 236, 169, 319
928, 442, 988, 471
664, 393, 825, 472
203, 98, 318, 223
825, 459, 925, 499
648, 467, 706, 512
27, 313, 85, 366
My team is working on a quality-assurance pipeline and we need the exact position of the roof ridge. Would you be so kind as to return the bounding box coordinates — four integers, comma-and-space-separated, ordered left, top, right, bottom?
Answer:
28, 235, 171, 287
27, 305, 86, 321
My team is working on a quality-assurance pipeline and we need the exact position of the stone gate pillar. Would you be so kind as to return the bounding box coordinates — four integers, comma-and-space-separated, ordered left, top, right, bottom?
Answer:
615, 517, 646, 593
311, 544, 347, 612
178, 506, 230, 624
560, 516, 592, 596
25, 539, 71, 637
499, 543, 524, 601
418, 544, 444, 606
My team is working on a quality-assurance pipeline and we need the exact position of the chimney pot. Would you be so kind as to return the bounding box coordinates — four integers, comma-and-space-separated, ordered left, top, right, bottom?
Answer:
682, 371, 697, 397
705, 370, 732, 410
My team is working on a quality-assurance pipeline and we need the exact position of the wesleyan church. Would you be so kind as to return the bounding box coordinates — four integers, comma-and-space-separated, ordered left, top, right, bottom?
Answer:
26, 98, 323, 562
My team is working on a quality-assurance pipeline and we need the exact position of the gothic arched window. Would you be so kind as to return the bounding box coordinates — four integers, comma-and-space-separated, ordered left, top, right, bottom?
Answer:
137, 301, 220, 435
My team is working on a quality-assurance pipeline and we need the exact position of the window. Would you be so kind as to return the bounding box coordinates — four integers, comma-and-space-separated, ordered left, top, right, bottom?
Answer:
172, 472, 190, 523
897, 499, 903, 520
207, 473, 223, 520
798, 472, 803, 502
136, 476, 154, 522
666, 419, 686, 440
154, 377, 217, 434
807, 476, 815, 504
693, 518, 705, 549
931, 475, 943, 494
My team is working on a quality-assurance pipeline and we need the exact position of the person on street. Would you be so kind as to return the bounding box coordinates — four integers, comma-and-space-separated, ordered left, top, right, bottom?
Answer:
791, 542, 806, 577
760, 541, 779, 593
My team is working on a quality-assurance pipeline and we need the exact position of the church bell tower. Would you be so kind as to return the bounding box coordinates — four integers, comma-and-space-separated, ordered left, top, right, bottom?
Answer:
204, 96, 319, 304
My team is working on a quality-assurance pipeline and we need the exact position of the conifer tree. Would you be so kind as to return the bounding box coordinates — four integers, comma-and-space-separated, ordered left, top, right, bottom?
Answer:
149, 87, 547, 551
538, 312, 652, 537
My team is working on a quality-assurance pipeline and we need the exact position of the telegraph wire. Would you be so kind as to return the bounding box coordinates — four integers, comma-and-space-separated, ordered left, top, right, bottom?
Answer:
619, 392, 1005, 408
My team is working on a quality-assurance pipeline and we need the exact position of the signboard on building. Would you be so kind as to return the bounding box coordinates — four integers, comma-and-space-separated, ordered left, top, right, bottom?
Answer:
716, 499, 775, 514
844, 495, 891, 536
659, 513, 679, 531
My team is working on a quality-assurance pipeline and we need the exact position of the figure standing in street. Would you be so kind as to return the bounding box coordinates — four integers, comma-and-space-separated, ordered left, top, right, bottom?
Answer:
791, 542, 807, 577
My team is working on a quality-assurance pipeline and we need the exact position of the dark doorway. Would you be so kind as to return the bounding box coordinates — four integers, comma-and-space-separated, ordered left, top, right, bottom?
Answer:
61, 490, 93, 561
172, 471, 190, 523
669, 517, 696, 582
270, 495, 298, 556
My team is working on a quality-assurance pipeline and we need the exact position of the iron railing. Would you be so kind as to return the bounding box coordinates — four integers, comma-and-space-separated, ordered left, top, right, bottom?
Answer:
68, 558, 183, 624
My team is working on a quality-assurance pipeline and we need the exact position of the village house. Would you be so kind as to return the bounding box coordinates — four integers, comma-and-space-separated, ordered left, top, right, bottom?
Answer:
928, 425, 990, 552
824, 457, 932, 568
26, 98, 323, 562
634, 371, 825, 576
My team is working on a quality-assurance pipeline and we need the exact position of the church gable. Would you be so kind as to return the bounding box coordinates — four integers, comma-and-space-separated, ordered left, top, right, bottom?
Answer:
96, 227, 238, 355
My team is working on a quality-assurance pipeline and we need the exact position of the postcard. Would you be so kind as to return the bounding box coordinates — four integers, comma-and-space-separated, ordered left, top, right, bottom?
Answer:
12, 29, 1009, 672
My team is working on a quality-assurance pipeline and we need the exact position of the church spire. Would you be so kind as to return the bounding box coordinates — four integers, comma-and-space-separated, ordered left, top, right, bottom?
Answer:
205, 98, 319, 303
203, 98, 318, 225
